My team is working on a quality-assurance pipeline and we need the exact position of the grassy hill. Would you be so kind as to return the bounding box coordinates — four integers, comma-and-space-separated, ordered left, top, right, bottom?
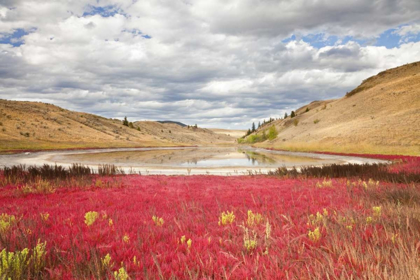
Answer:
0, 100, 236, 152
244, 62, 420, 155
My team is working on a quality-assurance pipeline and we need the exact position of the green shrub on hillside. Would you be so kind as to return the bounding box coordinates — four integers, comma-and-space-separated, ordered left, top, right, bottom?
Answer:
268, 125, 278, 140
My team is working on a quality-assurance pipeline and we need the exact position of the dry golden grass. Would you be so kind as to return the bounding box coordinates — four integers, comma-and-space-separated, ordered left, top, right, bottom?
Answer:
253, 61, 420, 155
209, 128, 247, 139
0, 100, 236, 152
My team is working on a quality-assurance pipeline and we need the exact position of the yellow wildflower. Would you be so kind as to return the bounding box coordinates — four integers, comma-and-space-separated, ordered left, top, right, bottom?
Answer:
84, 211, 99, 226
218, 211, 235, 226
152, 215, 164, 226
308, 227, 321, 242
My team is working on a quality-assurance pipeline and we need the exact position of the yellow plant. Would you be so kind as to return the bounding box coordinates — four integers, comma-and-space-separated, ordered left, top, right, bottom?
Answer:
0, 240, 46, 279
362, 181, 368, 190
84, 211, 99, 226
40, 213, 49, 221
180, 235, 186, 244
187, 239, 192, 249
20, 179, 55, 194
316, 179, 333, 188
109, 218, 114, 227
0, 247, 29, 279
0, 213, 16, 234
152, 215, 164, 226
102, 253, 112, 268
308, 227, 321, 242
368, 178, 379, 187
133, 256, 139, 266
95, 179, 103, 188
263, 220, 271, 255
366, 216, 373, 224
391, 233, 399, 244
243, 227, 257, 251
33, 240, 47, 272
308, 209, 328, 225
123, 234, 130, 244
218, 211, 235, 226
247, 210, 263, 227
114, 266, 129, 280
372, 206, 382, 217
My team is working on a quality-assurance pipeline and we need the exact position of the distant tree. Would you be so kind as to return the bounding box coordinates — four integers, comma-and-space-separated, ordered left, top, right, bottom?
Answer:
137, 127, 141, 131
305, 107, 310, 113
291, 111, 296, 118
194, 124, 198, 128
246, 129, 251, 136
252, 122, 256, 132
129, 122, 134, 129
258, 121, 261, 129
284, 112, 288, 119
123, 117, 129, 127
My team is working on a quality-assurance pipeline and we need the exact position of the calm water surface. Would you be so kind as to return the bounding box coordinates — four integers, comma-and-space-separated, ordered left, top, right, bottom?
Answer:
51, 147, 323, 168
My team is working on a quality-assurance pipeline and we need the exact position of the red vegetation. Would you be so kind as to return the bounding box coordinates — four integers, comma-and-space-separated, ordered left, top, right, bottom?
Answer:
1, 169, 420, 278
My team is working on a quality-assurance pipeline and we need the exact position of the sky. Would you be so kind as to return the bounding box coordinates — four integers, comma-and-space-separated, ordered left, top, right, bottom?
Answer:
1, 0, 420, 129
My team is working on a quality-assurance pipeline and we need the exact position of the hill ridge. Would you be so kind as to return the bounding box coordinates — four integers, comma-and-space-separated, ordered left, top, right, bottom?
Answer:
0, 100, 236, 151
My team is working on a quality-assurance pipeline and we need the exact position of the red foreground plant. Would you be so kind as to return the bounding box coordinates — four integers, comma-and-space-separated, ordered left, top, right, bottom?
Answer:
0, 156, 419, 279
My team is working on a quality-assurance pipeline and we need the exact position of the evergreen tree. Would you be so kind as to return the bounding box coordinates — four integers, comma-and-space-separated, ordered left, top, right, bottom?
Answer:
123, 116, 129, 126
258, 121, 261, 129
252, 122, 256, 132
291, 111, 296, 118
284, 112, 288, 119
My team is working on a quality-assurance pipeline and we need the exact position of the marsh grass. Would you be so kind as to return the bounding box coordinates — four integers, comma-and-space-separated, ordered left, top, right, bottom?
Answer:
268, 163, 420, 183
97, 164, 125, 176
0, 164, 125, 190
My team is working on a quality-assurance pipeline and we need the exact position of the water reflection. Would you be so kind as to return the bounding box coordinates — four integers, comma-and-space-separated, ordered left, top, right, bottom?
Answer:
56, 147, 321, 168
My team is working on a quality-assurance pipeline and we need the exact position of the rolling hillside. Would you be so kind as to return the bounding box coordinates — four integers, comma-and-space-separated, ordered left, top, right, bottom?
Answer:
248, 62, 420, 155
0, 100, 236, 152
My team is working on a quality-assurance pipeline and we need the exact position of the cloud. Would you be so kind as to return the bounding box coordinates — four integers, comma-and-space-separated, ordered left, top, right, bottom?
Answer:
0, 1, 420, 129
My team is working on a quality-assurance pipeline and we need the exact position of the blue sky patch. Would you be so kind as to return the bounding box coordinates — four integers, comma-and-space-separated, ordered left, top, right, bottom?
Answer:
83, 5, 125, 17
122, 28, 152, 39
282, 26, 420, 49
0, 28, 35, 47
375, 28, 403, 48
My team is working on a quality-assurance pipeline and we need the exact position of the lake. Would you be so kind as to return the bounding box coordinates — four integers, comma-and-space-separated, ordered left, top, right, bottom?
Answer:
0, 146, 387, 175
